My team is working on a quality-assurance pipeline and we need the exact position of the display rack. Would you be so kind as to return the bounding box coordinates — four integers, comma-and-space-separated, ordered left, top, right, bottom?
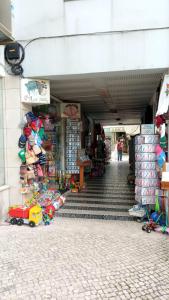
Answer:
65, 119, 81, 174
135, 125, 159, 205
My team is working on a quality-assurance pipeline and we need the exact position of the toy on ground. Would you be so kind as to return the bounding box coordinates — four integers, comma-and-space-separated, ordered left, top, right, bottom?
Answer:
71, 182, 80, 193
142, 212, 162, 233
8, 205, 42, 227
43, 213, 51, 225
45, 204, 55, 219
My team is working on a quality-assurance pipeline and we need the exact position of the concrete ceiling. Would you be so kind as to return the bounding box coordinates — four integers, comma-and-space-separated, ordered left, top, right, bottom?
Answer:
49, 68, 166, 125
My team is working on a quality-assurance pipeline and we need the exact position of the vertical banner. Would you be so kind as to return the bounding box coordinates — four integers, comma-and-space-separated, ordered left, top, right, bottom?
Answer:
156, 75, 169, 116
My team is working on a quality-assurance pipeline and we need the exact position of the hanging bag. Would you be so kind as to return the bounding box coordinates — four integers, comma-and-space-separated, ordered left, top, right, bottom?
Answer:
33, 144, 42, 155
25, 142, 39, 165
38, 152, 46, 165
37, 164, 44, 177
20, 164, 27, 176
26, 166, 35, 180
18, 149, 26, 163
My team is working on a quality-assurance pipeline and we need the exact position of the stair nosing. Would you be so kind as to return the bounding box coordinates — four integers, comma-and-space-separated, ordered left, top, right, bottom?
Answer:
57, 213, 134, 221
65, 199, 135, 205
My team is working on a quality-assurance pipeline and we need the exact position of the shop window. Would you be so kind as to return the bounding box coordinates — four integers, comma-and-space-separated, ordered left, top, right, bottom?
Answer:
0, 81, 5, 186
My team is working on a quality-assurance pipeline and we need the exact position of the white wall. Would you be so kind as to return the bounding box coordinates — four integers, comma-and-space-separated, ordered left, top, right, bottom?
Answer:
13, 0, 169, 39
21, 28, 169, 77
12, 0, 169, 77
0, 48, 33, 220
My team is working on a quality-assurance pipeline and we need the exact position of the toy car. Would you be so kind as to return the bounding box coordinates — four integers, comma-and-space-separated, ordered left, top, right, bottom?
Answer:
8, 205, 42, 227
142, 220, 159, 233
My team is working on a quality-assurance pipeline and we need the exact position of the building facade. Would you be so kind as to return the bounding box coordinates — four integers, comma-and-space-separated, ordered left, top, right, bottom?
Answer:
0, 0, 169, 219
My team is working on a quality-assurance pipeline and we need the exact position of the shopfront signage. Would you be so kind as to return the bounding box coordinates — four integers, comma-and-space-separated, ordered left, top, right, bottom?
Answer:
111, 127, 125, 132
21, 78, 50, 104
61, 103, 81, 119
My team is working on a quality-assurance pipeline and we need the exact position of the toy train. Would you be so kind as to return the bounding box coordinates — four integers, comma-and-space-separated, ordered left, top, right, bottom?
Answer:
8, 205, 42, 227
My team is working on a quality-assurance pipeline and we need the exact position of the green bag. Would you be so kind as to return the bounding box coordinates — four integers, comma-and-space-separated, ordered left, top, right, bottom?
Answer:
18, 149, 26, 163
160, 136, 167, 149
38, 127, 45, 140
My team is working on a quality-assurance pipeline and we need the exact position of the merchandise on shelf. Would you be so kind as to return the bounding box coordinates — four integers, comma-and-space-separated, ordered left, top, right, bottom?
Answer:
135, 178, 160, 188
135, 132, 159, 205
65, 119, 81, 174
135, 162, 156, 170
135, 170, 158, 179
135, 135, 159, 145
135, 153, 156, 161
135, 196, 158, 205
135, 144, 156, 153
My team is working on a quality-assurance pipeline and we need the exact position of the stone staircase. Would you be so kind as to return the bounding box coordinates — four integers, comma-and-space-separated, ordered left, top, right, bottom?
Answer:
57, 162, 135, 221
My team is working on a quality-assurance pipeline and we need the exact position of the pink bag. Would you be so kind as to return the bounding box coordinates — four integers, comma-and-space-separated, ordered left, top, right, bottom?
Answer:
37, 164, 43, 177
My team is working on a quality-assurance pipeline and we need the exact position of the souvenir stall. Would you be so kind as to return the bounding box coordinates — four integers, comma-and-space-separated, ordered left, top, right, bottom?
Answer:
135, 124, 160, 205
14, 108, 66, 227
130, 75, 169, 234
61, 103, 91, 191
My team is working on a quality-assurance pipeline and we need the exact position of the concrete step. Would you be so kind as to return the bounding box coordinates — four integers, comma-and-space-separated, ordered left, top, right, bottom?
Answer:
79, 190, 134, 195
62, 202, 132, 212
67, 194, 135, 200
57, 209, 134, 221
82, 185, 134, 192
66, 198, 135, 206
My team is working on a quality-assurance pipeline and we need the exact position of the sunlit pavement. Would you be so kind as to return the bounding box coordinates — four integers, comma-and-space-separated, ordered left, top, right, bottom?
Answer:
0, 217, 169, 300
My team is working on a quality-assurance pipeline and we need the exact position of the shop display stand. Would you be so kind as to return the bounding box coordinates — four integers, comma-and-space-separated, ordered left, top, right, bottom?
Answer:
43, 118, 62, 189
135, 128, 159, 205
65, 119, 81, 174
77, 160, 91, 189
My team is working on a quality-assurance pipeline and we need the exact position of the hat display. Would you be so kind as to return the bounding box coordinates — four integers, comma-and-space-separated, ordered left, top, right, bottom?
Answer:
18, 134, 27, 148
25, 112, 38, 123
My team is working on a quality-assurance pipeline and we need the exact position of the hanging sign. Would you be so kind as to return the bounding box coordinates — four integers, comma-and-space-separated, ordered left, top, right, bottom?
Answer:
156, 75, 169, 116
21, 78, 50, 104
61, 103, 81, 119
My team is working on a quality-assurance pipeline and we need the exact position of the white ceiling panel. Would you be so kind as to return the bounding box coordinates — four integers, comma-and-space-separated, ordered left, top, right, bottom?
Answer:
50, 68, 167, 125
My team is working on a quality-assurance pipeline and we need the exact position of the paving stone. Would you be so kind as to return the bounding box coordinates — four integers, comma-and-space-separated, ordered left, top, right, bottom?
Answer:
0, 162, 169, 299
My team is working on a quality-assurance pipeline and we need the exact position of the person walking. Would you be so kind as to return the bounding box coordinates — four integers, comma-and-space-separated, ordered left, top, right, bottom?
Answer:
117, 138, 123, 161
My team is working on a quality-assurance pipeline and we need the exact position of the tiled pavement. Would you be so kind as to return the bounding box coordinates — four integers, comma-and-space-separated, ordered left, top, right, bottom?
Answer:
0, 218, 169, 299
0, 162, 169, 299
58, 161, 135, 220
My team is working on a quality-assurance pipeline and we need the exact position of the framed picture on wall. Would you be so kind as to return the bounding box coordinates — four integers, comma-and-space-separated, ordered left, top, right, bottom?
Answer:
61, 103, 81, 119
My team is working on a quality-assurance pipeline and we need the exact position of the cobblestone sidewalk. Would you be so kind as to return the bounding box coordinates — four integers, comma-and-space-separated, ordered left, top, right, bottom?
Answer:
0, 218, 169, 300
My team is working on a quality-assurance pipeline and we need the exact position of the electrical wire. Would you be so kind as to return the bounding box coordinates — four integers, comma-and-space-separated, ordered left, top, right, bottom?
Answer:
23, 26, 169, 49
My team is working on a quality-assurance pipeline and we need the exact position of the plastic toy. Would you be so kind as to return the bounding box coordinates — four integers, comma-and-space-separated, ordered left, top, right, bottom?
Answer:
45, 205, 55, 219
8, 205, 42, 227
43, 213, 51, 225
142, 212, 162, 233
71, 182, 80, 193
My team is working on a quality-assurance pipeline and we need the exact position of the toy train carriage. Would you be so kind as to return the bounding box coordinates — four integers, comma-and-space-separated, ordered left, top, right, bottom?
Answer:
8, 205, 42, 227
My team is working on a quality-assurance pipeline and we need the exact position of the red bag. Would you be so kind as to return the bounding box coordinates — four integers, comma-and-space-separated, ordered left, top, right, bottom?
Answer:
23, 127, 32, 137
